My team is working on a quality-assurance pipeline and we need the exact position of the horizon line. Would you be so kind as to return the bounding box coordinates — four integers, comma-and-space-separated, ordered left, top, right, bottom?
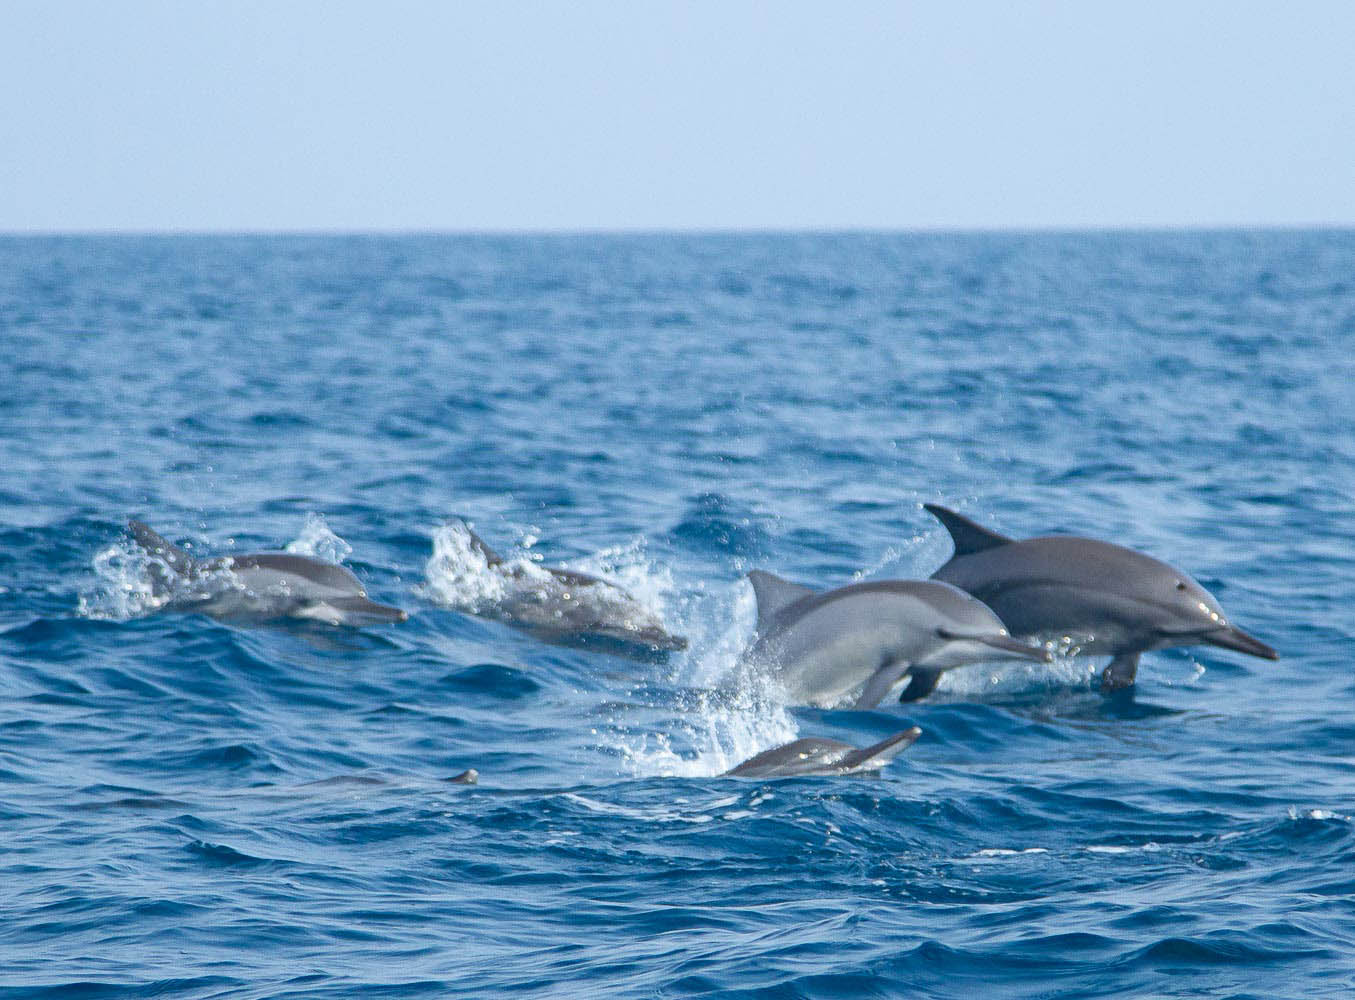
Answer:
2, 221, 1354, 239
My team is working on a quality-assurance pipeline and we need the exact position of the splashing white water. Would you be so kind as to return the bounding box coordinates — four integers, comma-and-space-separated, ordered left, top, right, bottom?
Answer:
609, 580, 798, 779
418, 521, 677, 625
77, 540, 167, 620
417, 521, 512, 611
284, 513, 352, 564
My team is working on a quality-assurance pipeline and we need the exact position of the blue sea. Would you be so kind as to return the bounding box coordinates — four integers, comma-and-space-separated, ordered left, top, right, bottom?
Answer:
2, 231, 1353, 998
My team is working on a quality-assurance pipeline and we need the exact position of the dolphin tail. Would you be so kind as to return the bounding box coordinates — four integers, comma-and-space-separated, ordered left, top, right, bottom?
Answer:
924, 504, 1014, 557
1100, 652, 1140, 691
128, 520, 198, 577
898, 668, 945, 703
837, 727, 923, 773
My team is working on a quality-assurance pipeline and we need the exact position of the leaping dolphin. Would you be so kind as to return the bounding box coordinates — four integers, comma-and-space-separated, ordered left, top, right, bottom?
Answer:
924, 504, 1278, 693
725, 727, 922, 778
128, 520, 407, 627
425, 520, 687, 654
741, 570, 1049, 708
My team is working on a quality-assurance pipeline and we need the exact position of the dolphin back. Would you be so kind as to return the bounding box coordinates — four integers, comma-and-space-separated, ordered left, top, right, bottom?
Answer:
224, 553, 367, 592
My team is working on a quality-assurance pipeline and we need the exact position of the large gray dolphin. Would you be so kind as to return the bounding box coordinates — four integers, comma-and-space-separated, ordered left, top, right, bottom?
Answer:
741, 570, 1049, 708
924, 504, 1278, 693
725, 727, 922, 778
128, 520, 407, 627
426, 520, 687, 654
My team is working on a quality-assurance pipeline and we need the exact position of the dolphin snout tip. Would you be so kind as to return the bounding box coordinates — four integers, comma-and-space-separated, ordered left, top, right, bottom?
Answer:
977, 632, 1051, 662
1205, 624, 1278, 661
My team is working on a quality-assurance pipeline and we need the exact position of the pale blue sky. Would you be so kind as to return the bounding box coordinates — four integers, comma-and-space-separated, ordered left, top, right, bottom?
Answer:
2, 1, 1352, 231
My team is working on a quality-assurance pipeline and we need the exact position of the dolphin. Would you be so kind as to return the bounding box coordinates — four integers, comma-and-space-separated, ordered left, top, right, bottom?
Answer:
725, 727, 922, 778
741, 570, 1049, 708
128, 520, 407, 627
425, 520, 687, 654
924, 504, 1278, 693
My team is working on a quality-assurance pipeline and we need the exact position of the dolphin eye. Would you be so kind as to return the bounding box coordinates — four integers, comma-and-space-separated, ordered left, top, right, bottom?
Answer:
1175, 581, 1186, 591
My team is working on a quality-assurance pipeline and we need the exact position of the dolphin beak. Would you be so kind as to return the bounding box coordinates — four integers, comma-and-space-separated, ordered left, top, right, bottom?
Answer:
977, 633, 1053, 663
1203, 624, 1278, 660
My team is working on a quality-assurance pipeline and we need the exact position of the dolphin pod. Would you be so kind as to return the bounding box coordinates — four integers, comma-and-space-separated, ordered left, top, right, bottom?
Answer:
114, 502, 1279, 780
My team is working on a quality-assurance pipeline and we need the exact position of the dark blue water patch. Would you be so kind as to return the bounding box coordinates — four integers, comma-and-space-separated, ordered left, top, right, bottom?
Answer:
2, 231, 1355, 996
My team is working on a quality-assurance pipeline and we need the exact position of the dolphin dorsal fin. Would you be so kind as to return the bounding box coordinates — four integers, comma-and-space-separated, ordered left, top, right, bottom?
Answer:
455, 519, 503, 566
747, 570, 815, 633
923, 504, 1014, 556
128, 520, 197, 575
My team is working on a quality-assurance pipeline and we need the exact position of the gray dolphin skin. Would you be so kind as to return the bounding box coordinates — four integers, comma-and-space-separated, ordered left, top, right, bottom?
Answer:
442, 520, 688, 653
742, 570, 1049, 708
725, 727, 923, 778
924, 504, 1279, 693
128, 520, 408, 626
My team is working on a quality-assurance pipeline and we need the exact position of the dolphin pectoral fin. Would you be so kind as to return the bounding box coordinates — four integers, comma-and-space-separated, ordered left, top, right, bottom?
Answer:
747, 570, 816, 634
898, 668, 945, 703
853, 660, 912, 710
923, 504, 1014, 556
1101, 652, 1140, 691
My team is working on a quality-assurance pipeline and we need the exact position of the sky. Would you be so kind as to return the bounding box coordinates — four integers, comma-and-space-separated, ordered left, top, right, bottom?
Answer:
1, 1, 1352, 231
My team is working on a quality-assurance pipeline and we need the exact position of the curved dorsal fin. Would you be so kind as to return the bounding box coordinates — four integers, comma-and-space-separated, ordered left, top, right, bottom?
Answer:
128, 519, 197, 575
454, 519, 503, 566
747, 569, 815, 633
923, 504, 1014, 556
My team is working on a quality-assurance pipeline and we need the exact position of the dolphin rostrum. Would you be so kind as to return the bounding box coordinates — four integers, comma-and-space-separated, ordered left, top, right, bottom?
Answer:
741, 570, 1049, 708
128, 520, 407, 627
424, 520, 687, 654
725, 727, 922, 778
924, 504, 1278, 693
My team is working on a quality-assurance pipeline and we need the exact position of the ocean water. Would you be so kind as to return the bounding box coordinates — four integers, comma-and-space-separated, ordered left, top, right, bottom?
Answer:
1, 231, 1353, 998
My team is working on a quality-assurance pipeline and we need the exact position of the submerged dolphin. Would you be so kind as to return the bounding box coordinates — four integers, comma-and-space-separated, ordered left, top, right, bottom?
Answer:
426, 520, 687, 653
128, 520, 407, 627
741, 570, 1049, 708
924, 504, 1278, 693
725, 727, 922, 778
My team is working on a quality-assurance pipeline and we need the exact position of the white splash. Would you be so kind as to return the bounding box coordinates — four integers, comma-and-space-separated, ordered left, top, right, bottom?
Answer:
417, 521, 511, 611
609, 580, 799, 779
284, 513, 352, 564
77, 540, 166, 620
418, 521, 677, 630
565, 535, 675, 623
1288, 806, 1350, 822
